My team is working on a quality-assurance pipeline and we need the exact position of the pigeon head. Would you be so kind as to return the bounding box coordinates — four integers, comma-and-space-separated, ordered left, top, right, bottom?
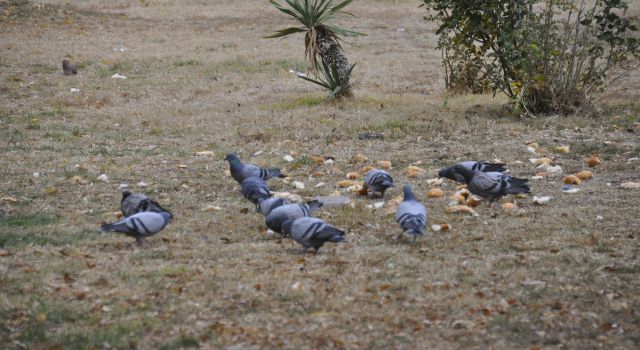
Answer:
281, 219, 294, 236
438, 167, 455, 180
224, 154, 240, 163
62, 59, 70, 67
453, 164, 475, 183
121, 191, 132, 200
402, 185, 416, 201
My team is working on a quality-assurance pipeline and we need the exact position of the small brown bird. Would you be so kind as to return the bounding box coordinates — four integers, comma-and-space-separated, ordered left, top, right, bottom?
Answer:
62, 59, 77, 76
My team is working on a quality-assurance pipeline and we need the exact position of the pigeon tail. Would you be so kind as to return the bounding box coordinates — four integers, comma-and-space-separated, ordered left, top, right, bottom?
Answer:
266, 168, 286, 179
483, 163, 507, 172
507, 182, 530, 194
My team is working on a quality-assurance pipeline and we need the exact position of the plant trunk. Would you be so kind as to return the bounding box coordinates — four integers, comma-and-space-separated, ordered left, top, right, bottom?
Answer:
315, 26, 352, 96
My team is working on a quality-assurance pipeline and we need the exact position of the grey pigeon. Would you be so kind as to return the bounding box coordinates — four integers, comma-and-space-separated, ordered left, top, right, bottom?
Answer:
257, 197, 289, 216
62, 59, 77, 76
225, 153, 285, 184
121, 191, 171, 218
265, 200, 323, 234
241, 176, 271, 206
454, 165, 530, 203
395, 185, 427, 241
363, 169, 394, 197
100, 211, 172, 245
281, 217, 346, 253
438, 161, 506, 183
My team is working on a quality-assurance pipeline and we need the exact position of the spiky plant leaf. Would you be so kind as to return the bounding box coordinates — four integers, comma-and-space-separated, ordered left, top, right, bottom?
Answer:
264, 27, 308, 39
297, 60, 355, 98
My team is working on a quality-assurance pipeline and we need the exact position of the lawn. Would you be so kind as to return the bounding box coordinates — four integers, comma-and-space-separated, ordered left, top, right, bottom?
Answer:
1, 0, 639, 349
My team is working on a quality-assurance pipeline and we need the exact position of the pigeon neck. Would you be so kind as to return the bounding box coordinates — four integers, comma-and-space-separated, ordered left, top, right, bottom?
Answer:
403, 186, 416, 201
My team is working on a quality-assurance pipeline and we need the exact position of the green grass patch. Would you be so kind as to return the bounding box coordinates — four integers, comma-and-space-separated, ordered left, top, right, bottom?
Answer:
158, 335, 201, 350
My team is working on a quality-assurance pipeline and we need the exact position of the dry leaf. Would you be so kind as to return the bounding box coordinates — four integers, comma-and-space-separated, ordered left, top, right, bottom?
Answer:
427, 188, 444, 198
36, 313, 46, 323
502, 202, 517, 211
177, 164, 187, 169
575, 170, 593, 180
1, 196, 17, 204
449, 194, 466, 204
377, 160, 392, 169
563, 175, 581, 185
384, 195, 403, 215
587, 155, 601, 167
336, 180, 355, 188
0, 249, 10, 256
445, 205, 477, 216
404, 165, 426, 178
553, 146, 570, 153
360, 165, 375, 174
533, 157, 553, 165
346, 172, 361, 180
620, 182, 640, 189
353, 153, 368, 163
466, 196, 482, 207
426, 178, 444, 186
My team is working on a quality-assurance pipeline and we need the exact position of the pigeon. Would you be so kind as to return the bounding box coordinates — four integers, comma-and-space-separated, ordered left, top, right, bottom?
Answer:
257, 197, 289, 216
225, 154, 285, 184
438, 161, 506, 183
363, 169, 394, 197
121, 191, 171, 218
395, 185, 427, 241
241, 176, 271, 205
100, 211, 172, 245
265, 200, 323, 234
281, 217, 346, 253
454, 165, 530, 203
62, 59, 77, 76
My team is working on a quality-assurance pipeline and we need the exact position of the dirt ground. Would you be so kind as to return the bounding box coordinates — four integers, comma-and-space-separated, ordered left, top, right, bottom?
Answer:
1, 0, 639, 349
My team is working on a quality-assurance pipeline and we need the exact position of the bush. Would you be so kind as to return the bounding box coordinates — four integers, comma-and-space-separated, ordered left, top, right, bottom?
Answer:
422, 0, 640, 115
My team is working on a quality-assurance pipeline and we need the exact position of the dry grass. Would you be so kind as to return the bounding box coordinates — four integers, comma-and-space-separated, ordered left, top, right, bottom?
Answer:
1, 0, 640, 349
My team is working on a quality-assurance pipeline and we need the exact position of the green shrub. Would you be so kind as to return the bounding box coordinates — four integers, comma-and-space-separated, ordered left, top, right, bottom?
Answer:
422, 0, 640, 115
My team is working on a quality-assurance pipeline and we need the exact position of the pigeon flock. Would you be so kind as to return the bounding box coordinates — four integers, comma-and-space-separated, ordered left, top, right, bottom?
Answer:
99, 155, 530, 252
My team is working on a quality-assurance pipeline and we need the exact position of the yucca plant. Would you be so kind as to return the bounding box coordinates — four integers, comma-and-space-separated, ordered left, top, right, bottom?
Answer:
266, 0, 364, 98
297, 61, 356, 99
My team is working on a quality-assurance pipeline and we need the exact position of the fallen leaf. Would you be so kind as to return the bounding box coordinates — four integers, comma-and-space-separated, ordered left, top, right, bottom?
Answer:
346, 172, 361, 180
553, 146, 570, 153
621, 182, 640, 189
360, 165, 375, 174
563, 175, 581, 185
445, 205, 477, 216
377, 160, 392, 169
466, 196, 482, 207
405, 165, 426, 178
1, 196, 17, 204
336, 180, 355, 188
502, 202, 517, 211
587, 155, 601, 167
353, 154, 368, 163
575, 170, 593, 180
427, 188, 444, 198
